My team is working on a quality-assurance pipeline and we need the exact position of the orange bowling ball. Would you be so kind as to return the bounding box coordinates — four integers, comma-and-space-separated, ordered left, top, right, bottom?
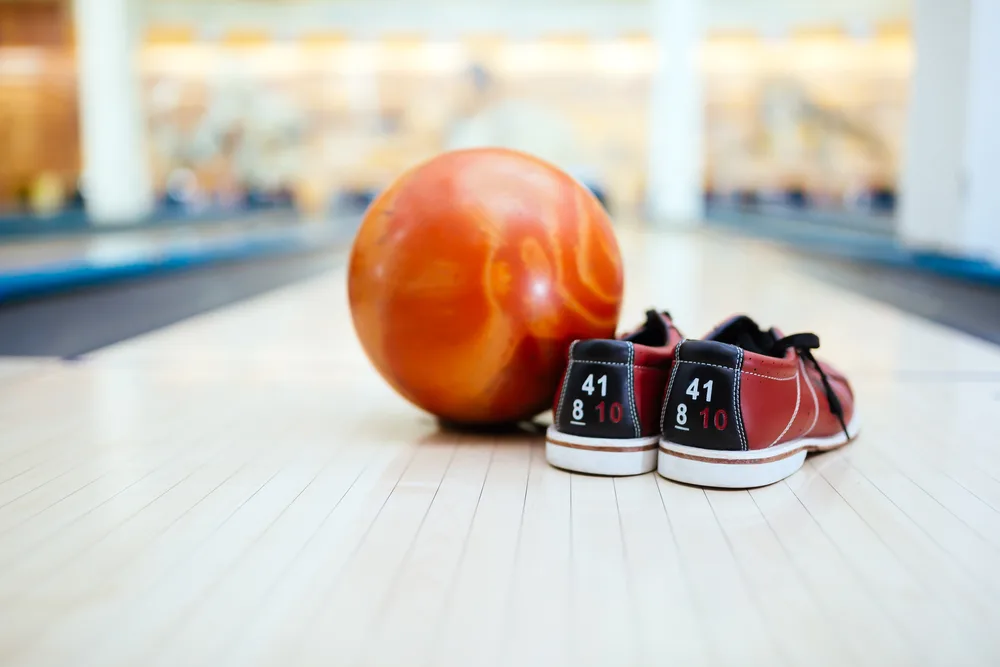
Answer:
348, 148, 624, 425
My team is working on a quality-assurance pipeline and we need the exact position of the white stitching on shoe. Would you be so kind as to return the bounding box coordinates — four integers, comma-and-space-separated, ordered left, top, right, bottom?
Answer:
675, 359, 796, 380
734, 347, 748, 451
659, 340, 685, 434
767, 362, 801, 448
800, 357, 820, 437
563, 359, 630, 367
627, 342, 640, 438
555, 341, 577, 427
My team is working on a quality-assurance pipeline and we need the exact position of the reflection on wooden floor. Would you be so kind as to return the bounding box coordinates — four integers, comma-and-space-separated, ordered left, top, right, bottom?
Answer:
1, 228, 999, 667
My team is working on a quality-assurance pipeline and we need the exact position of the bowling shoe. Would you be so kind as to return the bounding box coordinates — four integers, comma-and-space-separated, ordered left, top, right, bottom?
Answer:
657, 315, 858, 488
546, 310, 683, 476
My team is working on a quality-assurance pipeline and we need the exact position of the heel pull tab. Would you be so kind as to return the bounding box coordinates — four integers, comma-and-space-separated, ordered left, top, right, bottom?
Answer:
555, 340, 640, 439
660, 340, 747, 451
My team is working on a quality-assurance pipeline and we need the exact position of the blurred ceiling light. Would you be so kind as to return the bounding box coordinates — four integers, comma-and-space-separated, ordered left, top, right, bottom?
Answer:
593, 41, 655, 76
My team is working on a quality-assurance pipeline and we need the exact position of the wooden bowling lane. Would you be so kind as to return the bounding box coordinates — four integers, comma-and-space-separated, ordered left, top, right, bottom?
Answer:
1, 227, 1000, 667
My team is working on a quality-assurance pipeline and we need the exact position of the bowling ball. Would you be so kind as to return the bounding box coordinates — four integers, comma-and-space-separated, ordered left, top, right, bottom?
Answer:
348, 148, 624, 425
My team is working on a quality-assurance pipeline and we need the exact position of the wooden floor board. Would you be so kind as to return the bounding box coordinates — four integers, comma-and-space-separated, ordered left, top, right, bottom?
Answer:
706, 488, 857, 667
787, 462, 992, 666
748, 481, 913, 667
499, 443, 573, 667
655, 479, 784, 667
613, 473, 709, 666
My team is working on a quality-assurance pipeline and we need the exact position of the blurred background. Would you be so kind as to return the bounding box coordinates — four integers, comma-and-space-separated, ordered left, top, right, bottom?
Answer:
0, 0, 997, 352
1, 0, 910, 222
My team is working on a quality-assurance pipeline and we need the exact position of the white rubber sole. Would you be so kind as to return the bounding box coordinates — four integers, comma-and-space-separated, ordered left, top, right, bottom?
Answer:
658, 415, 861, 489
545, 426, 659, 476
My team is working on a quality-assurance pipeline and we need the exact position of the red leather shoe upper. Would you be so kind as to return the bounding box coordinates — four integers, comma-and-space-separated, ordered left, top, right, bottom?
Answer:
661, 315, 854, 451
630, 312, 683, 436
738, 346, 854, 450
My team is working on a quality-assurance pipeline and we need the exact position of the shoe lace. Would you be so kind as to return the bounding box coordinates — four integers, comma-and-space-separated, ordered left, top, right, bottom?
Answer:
770, 333, 849, 440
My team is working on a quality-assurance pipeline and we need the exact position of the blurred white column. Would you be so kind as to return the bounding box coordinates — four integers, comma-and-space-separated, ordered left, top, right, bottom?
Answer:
962, 0, 1000, 264
900, 0, 1000, 264
898, 0, 970, 253
645, 0, 704, 226
74, 0, 153, 225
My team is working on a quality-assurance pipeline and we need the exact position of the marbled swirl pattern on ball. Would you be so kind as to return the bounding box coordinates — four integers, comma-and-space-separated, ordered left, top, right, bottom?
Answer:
348, 148, 623, 424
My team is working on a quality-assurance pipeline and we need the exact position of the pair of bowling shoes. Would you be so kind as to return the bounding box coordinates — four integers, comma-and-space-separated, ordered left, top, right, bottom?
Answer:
546, 310, 859, 488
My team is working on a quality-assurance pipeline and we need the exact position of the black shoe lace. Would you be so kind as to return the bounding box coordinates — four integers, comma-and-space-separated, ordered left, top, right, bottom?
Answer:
770, 333, 850, 440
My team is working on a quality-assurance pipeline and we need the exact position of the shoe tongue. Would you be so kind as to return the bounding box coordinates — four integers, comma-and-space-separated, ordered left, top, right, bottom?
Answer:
622, 310, 671, 346
705, 315, 777, 355
704, 315, 754, 341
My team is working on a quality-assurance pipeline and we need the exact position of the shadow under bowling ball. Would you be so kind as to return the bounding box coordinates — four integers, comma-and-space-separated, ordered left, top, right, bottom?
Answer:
424, 418, 547, 446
